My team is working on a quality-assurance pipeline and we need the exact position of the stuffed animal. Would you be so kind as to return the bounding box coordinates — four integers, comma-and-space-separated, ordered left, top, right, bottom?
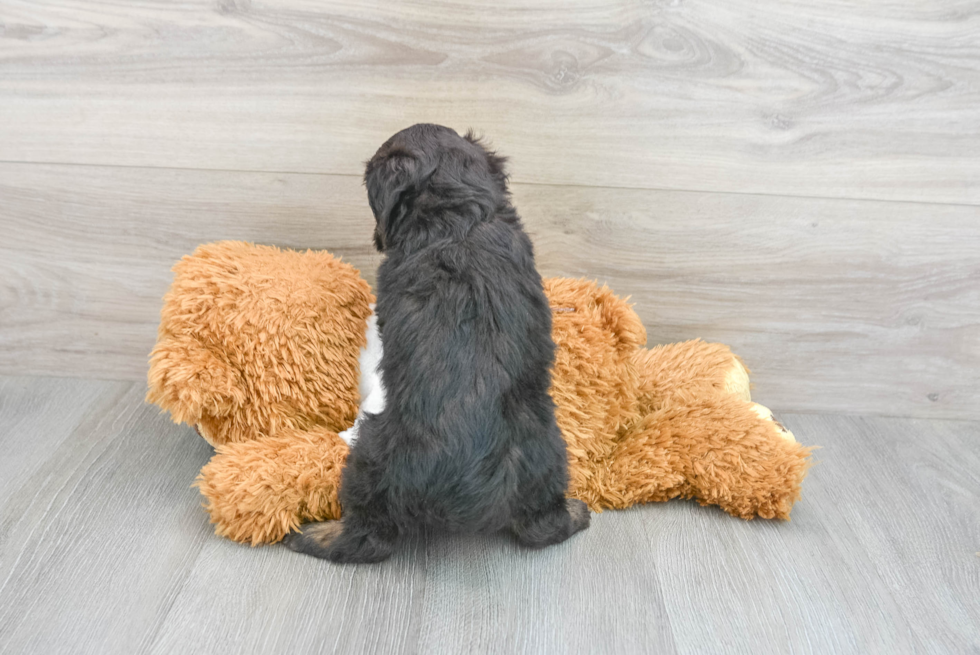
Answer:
148, 241, 811, 545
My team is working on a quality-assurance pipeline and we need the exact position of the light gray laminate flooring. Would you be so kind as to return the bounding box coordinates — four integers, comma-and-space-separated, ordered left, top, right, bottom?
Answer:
0, 375, 977, 654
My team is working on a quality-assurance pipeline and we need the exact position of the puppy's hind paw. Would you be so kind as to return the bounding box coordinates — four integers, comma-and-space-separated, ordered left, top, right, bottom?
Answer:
284, 519, 396, 564
282, 520, 345, 559
566, 498, 591, 534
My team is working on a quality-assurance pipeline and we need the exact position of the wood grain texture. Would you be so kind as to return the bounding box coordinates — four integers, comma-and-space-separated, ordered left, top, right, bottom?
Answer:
0, 377, 215, 655
1, 376, 978, 654
653, 413, 980, 654
523, 183, 980, 420
0, 162, 381, 383
2, 0, 979, 204
2, 162, 978, 419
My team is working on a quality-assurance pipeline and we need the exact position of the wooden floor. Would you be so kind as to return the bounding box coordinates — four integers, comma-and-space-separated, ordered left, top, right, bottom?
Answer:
0, 374, 977, 654
2, 1, 979, 653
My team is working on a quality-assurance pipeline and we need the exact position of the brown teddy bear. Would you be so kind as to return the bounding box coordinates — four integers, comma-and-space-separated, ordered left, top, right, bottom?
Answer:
148, 241, 811, 545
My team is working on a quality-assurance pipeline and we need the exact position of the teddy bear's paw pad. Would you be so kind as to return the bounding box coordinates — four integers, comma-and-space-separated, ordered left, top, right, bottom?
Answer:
724, 358, 751, 401
750, 403, 796, 443
193, 423, 218, 447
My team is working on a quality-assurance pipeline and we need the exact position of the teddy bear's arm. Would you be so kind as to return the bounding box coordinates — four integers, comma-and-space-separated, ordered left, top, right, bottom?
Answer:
146, 334, 246, 427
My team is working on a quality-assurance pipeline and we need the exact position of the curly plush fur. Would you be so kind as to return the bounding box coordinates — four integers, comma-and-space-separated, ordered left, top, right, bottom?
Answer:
543, 278, 809, 519
147, 241, 373, 446
149, 246, 811, 545
284, 124, 588, 563
148, 240, 813, 547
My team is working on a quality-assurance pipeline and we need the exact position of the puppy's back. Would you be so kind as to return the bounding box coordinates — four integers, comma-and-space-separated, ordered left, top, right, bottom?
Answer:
284, 125, 588, 563
370, 220, 561, 531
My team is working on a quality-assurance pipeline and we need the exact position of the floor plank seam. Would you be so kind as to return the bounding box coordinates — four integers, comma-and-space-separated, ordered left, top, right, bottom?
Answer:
0, 384, 135, 599
3, 158, 979, 210
137, 539, 211, 655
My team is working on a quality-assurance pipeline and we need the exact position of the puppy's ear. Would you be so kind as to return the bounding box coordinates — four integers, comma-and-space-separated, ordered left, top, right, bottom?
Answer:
364, 151, 433, 251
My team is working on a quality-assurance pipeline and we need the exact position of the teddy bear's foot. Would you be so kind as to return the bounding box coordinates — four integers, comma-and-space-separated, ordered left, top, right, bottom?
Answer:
511, 498, 591, 549
749, 402, 796, 442
285, 518, 397, 564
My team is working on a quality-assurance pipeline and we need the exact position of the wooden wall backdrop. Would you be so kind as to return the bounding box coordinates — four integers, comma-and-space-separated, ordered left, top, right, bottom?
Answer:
1, 0, 979, 419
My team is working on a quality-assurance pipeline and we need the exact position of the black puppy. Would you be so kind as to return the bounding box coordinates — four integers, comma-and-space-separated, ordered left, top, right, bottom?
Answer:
285, 124, 589, 563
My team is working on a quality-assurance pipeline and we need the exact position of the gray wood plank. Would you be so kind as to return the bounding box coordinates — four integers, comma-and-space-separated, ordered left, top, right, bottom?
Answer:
0, 376, 978, 654
0, 378, 215, 655
1, 0, 979, 204
146, 533, 430, 655
412, 513, 677, 655
2, 163, 979, 419
0, 163, 381, 383
146, 510, 678, 655
648, 413, 980, 655
143, 412, 980, 655
523, 184, 980, 421
0, 376, 125, 499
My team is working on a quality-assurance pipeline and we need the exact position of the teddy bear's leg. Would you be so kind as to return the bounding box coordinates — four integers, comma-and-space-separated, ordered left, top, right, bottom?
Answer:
195, 426, 348, 545
633, 340, 752, 412
606, 396, 811, 520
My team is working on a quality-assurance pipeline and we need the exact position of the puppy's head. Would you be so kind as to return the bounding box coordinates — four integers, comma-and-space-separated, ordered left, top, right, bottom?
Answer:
364, 124, 510, 252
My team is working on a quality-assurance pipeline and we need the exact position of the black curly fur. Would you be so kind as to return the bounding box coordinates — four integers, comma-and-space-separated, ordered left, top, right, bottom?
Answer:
284, 124, 589, 563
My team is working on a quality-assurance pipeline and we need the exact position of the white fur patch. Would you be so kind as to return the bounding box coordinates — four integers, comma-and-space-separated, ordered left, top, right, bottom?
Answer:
338, 309, 385, 445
